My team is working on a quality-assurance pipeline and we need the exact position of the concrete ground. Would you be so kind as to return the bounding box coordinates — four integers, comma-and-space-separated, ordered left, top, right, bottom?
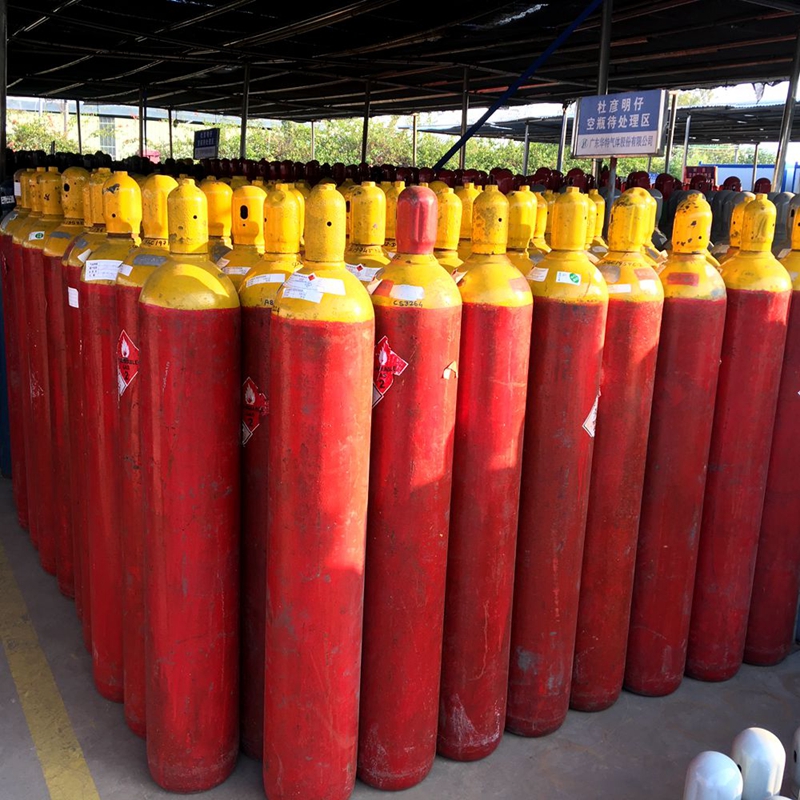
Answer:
1, 480, 799, 800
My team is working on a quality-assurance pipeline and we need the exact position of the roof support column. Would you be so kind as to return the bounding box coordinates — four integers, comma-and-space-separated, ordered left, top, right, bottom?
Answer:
0, 0, 6, 182
681, 113, 692, 183
522, 120, 531, 175
752, 142, 761, 191
594, 0, 612, 182
168, 106, 173, 160
138, 87, 145, 158
773, 31, 800, 191
412, 113, 418, 168
239, 62, 251, 160
76, 99, 82, 154
361, 81, 370, 164
459, 67, 470, 171
664, 91, 678, 176
557, 103, 569, 173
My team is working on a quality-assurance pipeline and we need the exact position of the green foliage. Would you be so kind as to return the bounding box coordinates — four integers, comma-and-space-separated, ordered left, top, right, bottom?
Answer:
7, 114, 77, 153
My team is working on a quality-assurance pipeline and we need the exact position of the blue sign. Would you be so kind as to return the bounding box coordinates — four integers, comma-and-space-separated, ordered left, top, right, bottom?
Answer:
573, 90, 667, 157
193, 128, 220, 160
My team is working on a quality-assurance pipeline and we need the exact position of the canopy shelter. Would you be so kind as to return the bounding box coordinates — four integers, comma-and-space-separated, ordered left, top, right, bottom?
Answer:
6, 0, 800, 121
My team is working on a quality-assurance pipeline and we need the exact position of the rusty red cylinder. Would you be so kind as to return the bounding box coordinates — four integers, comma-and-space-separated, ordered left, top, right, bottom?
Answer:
571, 189, 664, 712
142, 179, 240, 792
263, 184, 373, 800
358, 186, 462, 789
687, 195, 791, 682
506, 188, 608, 736
625, 195, 727, 697
0, 204, 29, 530
23, 245, 57, 574
437, 186, 532, 761
744, 271, 800, 666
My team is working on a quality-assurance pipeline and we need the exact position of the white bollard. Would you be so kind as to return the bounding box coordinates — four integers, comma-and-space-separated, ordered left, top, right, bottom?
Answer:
731, 728, 786, 800
684, 751, 744, 800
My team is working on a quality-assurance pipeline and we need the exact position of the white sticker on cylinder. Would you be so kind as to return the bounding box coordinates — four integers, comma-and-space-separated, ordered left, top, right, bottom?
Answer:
367, 278, 382, 295
528, 266, 548, 282
639, 278, 658, 293
14, 182, 21, 197
346, 263, 382, 281
67, 287, 79, 308
778, 248, 792, 260
583, 393, 599, 437
556, 271, 581, 285
281, 272, 344, 303
217, 257, 230, 267
77, 248, 92, 264
28, 230, 45, 241
451, 270, 466, 285
607, 283, 632, 294
247, 272, 285, 287
312, 276, 346, 296
390, 284, 425, 301
385, 251, 396, 259
223, 266, 250, 275
118, 262, 133, 276
85, 259, 122, 282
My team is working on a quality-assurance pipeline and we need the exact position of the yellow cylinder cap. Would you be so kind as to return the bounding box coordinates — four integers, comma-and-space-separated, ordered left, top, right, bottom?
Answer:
551, 187, 589, 251
29, 169, 45, 214
543, 190, 557, 233
625, 187, 658, 239
471, 185, 509, 255
102, 172, 143, 235
608, 188, 651, 252
350, 181, 386, 246
436, 188, 462, 251
88, 168, 112, 226
293, 180, 311, 198
533, 191, 548, 239
740, 194, 776, 253
589, 189, 606, 238
385, 181, 405, 239
200, 176, 233, 238
142, 174, 178, 240
429, 180, 448, 194
231, 176, 249, 190
287, 184, 306, 243
61, 167, 89, 221
305, 183, 345, 263
455, 182, 481, 238
729, 195, 755, 247
169, 178, 209, 255
584, 198, 597, 249
264, 183, 303, 255
19, 169, 35, 210
40, 171, 63, 217
232, 184, 266, 247
672, 194, 713, 255
508, 189, 536, 250
792, 200, 800, 251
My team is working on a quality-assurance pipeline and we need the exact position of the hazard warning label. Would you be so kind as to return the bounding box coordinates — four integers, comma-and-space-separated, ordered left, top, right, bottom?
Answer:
373, 336, 409, 407
117, 330, 140, 397
242, 376, 268, 445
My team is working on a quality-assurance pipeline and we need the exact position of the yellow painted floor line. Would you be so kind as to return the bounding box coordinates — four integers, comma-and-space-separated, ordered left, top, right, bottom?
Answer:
0, 540, 101, 800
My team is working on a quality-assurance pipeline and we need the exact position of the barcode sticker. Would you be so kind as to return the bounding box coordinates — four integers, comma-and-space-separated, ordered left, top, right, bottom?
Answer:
85, 259, 122, 282
68, 287, 79, 308
247, 273, 285, 287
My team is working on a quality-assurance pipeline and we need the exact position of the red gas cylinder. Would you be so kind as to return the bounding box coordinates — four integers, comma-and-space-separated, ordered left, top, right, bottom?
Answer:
263, 183, 373, 800
116, 173, 176, 738
754, 177, 772, 193
687, 195, 791, 681
744, 213, 800, 666
81, 171, 141, 701
722, 176, 742, 192
141, 178, 240, 791
43, 168, 88, 598
419, 167, 435, 184
625, 193, 726, 696
571, 187, 664, 712
63, 168, 111, 648
238, 184, 302, 761
0, 171, 30, 529
507, 188, 608, 736
358, 186, 462, 790
655, 173, 678, 202
438, 186, 532, 760
20, 167, 61, 574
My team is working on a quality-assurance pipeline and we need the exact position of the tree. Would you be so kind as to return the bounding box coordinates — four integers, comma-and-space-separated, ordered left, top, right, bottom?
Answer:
7, 114, 77, 153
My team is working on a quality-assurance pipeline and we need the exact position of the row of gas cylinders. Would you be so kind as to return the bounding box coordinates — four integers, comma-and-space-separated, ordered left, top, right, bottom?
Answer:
684, 727, 800, 800
1, 164, 799, 800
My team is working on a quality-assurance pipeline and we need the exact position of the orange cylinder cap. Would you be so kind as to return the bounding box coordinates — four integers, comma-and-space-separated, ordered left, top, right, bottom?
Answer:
142, 174, 178, 240
551, 187, 589, 251
264, 183, 302, 255
200, 176, 233, 238
61, 167, 89, 221
103, 171, 143, 235
608, 188, 650, 251
672, 194, 713, 254
304, 183, 345, 262
471, 184, 509, 254
40, 171, 63, 217
396, 186, 437, 255
169, 178, 209, 255
740, 194, 776, 252
508, 189, 536, 250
